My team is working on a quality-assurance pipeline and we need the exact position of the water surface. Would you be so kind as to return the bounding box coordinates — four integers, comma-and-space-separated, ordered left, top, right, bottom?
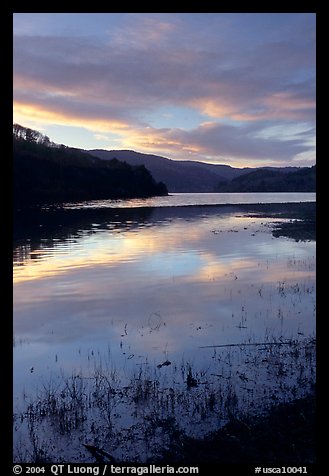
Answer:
14, 197, 316, 395
13, 193, 316, 461
60, 191, 316, 209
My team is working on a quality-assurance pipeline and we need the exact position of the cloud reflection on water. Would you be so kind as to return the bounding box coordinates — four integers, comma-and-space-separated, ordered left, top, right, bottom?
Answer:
14, 208, 315, 359
13, 201, 316, 462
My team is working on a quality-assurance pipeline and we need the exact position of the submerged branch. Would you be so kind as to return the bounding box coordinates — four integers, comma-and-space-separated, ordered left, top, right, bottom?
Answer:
199, 341, 295, 349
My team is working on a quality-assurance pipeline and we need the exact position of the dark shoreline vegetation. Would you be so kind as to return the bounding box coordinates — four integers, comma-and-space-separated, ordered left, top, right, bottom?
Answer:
13, 125, 168, 207
13, 337, 316, 464
155, 389, 316, 465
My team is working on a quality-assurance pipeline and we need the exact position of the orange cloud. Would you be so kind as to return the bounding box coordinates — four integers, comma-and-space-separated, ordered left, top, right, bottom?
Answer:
189, 98, 243, 120
13, 101, 130, 133
190, 91, 316, 122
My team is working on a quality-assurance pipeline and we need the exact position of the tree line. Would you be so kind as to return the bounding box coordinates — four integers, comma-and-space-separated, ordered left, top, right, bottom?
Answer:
215, 166, 316, 192
13, 124, 168, 207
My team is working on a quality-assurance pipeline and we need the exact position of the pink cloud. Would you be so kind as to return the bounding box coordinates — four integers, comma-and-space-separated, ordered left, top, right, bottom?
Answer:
13, 13, 316, 166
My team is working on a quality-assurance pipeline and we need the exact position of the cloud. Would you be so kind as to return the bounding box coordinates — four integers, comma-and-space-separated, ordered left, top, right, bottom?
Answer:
13, 22, 315, 121
120, 121, 314, 166
13, 100, 131, 134
108, 15, 176, 50
13, 13, 316, 166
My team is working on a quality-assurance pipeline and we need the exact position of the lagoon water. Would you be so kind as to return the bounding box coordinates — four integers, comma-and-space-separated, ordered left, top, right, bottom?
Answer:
13, 193, 316, 461
61, 191, 316, 209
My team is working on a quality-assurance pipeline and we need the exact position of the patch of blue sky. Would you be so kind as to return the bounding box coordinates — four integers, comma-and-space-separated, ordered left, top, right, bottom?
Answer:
142, 106, 208, 130
253, 123, 315, 142
42, 124, 121, 150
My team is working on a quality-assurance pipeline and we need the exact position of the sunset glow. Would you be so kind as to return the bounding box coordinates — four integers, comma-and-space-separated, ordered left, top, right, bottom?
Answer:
13, 13, 316, 167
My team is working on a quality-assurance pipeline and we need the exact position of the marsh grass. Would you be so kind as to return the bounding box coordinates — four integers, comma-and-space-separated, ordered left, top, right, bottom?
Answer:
13, 335, 316, 463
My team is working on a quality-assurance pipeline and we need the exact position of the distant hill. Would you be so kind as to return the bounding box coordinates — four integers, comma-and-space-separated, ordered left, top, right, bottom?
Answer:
13, 123, 315, 204
13, 125, 168, 207
215, 166, 316, 192
88, 149, 312, 193
88, 149, 251, 192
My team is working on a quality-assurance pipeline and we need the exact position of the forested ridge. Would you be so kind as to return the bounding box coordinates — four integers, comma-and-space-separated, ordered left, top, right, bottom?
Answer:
13, 124, 168, 207
215, 166, 316, 192
89, 149, 315, 193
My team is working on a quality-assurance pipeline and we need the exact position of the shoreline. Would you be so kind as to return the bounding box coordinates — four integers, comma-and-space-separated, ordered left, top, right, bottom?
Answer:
154, 389, 316, 465
14, 201, 316, 244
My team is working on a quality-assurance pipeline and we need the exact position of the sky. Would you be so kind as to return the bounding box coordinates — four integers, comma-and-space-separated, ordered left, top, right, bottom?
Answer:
13, 13, 316, 168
